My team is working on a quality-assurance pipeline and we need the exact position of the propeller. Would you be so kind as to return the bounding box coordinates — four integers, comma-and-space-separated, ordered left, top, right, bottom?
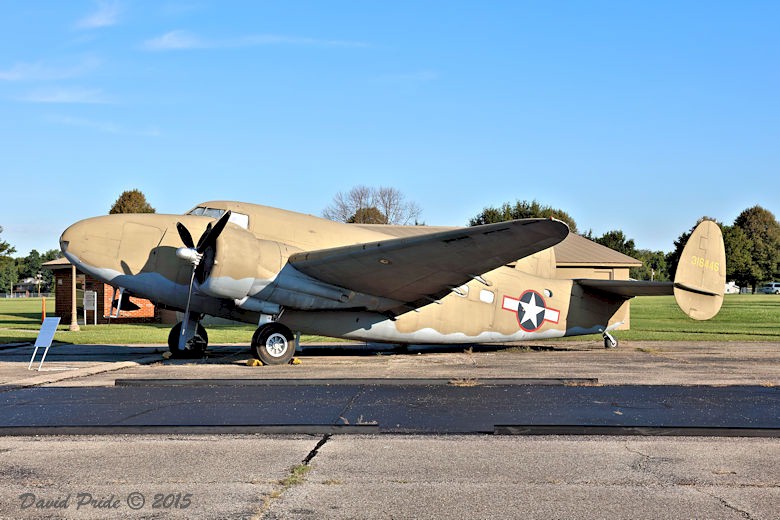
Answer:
174, 210, 232, 347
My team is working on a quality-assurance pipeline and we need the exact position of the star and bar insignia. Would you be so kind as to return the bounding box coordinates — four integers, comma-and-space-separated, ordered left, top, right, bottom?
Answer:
502, 290, 560, 332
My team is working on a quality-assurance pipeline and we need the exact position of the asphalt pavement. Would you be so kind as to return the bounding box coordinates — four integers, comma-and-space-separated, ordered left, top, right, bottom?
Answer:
0, 339, 778, 519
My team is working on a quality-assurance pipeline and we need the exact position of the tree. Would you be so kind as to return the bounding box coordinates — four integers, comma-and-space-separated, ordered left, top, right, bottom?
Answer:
633, 249, 669, 281
0, 226, 17, 294
15, 249, 42, 279
109, 189, 156, 214
723, 225, 760, 289
347, 207, 388, 224
591, 230, 637, 257
734, 205, 779, 288
323, 186, 421, 225
585, 229, 666, 280
14, 248, 62, 290
469, 200, 578, 232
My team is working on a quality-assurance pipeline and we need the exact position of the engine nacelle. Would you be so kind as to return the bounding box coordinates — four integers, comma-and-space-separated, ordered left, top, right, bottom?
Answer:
198, 225, 283, 300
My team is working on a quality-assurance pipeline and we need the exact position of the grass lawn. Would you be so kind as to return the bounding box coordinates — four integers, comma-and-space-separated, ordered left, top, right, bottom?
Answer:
1, 294, 778, 345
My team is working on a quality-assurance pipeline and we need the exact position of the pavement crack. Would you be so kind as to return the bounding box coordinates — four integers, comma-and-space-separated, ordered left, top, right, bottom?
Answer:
334, 386, 366, 425
697, 489, 754, 519
302, 433, 331, 465
255, 434, 330, 519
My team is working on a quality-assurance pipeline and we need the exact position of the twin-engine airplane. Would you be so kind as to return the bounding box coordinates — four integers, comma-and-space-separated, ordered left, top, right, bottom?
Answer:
60, 201, 725, 364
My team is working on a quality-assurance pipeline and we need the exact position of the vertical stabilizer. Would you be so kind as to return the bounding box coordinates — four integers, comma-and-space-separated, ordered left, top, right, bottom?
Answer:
673, 220, 726, 320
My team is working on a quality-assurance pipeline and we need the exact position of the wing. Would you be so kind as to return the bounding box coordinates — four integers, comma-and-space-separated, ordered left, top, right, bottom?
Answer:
289, 219, 569, 312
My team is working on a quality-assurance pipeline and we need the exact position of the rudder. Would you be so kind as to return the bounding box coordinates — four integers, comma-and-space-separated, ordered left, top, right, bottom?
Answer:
673, 220, 726, 320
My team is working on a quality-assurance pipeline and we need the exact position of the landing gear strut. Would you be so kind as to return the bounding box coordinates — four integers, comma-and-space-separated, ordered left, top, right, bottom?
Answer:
168, 320, 208, 358
602, 330, 618, 349
251, 323, 296, 365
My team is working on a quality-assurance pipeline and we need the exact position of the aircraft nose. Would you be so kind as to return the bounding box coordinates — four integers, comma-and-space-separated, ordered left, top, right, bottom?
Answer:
59, 216, 123, 268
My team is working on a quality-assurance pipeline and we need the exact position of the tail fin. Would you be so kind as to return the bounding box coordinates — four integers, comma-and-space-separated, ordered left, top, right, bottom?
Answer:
673, 220, 725, 320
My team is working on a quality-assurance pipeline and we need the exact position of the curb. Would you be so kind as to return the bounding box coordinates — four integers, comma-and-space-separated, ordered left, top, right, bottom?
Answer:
1, 353, 167, 391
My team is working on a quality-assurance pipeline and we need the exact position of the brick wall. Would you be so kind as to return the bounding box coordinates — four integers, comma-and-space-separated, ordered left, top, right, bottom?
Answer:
52, 268, 160, 324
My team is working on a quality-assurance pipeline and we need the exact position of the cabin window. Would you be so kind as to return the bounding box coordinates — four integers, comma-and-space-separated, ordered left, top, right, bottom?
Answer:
229, 212, 249, 229
479, 290, 494, 304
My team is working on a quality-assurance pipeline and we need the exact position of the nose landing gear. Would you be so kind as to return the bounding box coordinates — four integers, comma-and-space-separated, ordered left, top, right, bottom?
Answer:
168, 320, 208, 358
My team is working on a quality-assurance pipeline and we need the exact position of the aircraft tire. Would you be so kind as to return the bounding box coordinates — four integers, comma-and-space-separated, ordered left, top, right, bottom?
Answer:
604, 337, 618, 349
168, 322, 208, 358
252, 324, 296, 365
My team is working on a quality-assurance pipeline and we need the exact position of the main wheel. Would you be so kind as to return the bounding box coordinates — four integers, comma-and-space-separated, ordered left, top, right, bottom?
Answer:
604, 336, 618, 349
168, 322, 208, 359
251, 324, 296, 365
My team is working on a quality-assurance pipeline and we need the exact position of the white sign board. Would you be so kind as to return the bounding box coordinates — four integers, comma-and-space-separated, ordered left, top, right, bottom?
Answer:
84, 290, 97, 310
83, 290, 98, 325
28, 317, 61, 371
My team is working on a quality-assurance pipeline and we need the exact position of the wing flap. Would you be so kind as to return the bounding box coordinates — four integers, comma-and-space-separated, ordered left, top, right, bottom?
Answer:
289, 219, 569, 307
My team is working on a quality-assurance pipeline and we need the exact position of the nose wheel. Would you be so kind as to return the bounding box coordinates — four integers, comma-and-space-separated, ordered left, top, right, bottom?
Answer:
168, 321, 208, 358
251, 323, 296, 365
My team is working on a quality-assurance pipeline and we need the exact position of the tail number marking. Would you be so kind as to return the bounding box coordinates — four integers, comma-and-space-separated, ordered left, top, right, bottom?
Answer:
690, 255, 720, 273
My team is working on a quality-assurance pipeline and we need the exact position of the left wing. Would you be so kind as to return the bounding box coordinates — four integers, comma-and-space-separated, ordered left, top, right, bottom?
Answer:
289, 219, 569, 312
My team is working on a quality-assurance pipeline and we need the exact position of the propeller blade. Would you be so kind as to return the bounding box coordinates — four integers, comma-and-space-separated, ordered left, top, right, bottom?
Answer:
176, 223, 195, 249
196, 222, 213, 251
196, 210, 232, 254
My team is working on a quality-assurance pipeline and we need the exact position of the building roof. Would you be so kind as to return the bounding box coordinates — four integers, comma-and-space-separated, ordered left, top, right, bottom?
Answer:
555, 233, 642, 267
42, 257, 73, 270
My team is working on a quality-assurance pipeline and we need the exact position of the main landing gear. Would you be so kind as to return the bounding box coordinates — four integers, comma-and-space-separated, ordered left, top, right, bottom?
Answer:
166, 318, 297, 365
251, 323, 296, 365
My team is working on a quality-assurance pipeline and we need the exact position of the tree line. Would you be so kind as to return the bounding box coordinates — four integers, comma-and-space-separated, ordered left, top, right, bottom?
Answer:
468, 201, 779, 291
324, 190, 778, 290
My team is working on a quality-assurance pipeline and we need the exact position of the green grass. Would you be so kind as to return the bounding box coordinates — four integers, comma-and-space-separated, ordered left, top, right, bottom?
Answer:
1, 294, 778, 345
619, 294, 780, 342
0, 298, 336, 345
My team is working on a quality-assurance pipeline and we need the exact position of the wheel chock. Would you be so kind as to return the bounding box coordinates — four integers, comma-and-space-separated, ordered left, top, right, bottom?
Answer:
246, 358, 264, 367
162, 351, 172, 360
290, 358, 302, 365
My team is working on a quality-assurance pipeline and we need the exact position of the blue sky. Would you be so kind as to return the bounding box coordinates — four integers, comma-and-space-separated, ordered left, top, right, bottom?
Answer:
1, 1, 777, 257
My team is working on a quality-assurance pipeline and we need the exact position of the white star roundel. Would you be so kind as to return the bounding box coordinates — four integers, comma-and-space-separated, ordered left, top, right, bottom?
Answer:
502, 290, 560, 332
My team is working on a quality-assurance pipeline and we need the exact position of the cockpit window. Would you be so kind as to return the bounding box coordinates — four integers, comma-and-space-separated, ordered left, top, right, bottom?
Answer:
187, 207, 249, 229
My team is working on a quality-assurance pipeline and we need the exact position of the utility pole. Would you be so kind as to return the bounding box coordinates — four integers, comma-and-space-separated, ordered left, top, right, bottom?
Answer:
69, 264, 80, 332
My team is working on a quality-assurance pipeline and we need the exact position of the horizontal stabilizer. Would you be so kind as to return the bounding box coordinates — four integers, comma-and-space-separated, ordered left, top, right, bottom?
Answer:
574, 279, 674, 298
